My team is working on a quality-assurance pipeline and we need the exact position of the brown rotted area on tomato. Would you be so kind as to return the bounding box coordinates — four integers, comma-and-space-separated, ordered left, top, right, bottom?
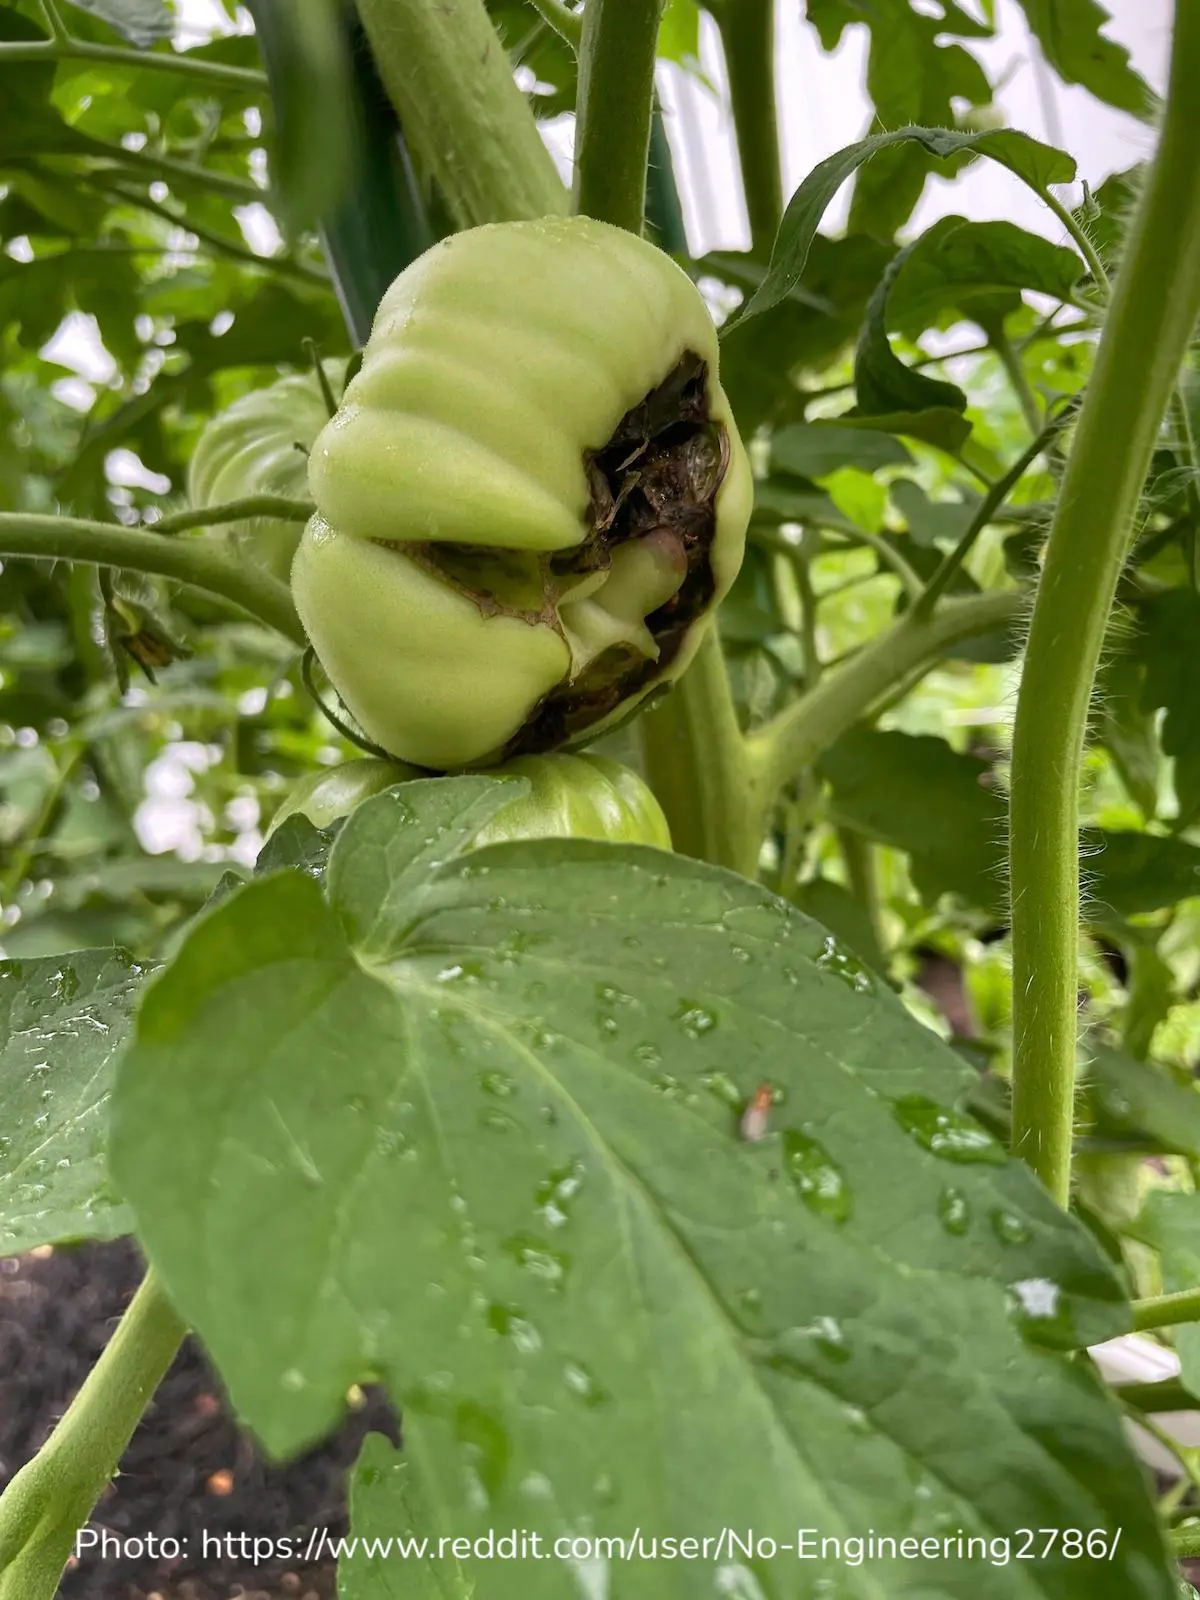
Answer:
510, 349, 730, 755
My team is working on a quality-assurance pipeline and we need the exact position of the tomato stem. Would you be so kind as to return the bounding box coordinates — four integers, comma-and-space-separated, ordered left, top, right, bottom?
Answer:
0, 512, 306, 645
353, 0, 567, 229
1008, 1, 1200, 1206
749, 588, 1023, 796
714, 0, 783, 254
639, 624, 765, 875
574, 0, 665, 234
0, 1270, 186, 1599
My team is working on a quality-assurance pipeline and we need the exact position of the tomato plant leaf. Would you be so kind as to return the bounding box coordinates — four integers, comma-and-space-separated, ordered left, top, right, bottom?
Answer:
342, 1433, 471, 1598
0, 949, 142, 1255
110, 782, 1172, 1598
1011, 0, 1153, 118
885, 217, 1085, 338
730, 127, 1076, 329
1081, 1043, 1200, 1160
822, 730, 1200, 917
807, 0, 995, 241
62, 0, 173, 47
851, 248, 970, 424
1127, 1191, 1200, 1394
1135, 589, 1200, 829
771, 422, 912, 480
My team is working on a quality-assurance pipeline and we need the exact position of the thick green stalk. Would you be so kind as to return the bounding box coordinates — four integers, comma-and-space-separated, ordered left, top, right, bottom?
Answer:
351, 0, 567, 229
638, 626, 765, 875
574, 0, 665, 232
0, 1271, 186, 1599
715, 0, 782, 254
1009, 4, 1200, 1206
749, 589, 1022, 797
1133, 1285, 1200, 1334
0, 513, 305, 644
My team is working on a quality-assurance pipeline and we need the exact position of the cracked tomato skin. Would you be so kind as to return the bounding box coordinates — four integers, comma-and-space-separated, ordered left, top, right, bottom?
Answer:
292, 216, 753, 771
188, 360, 345, 584
267, 753, 671, 849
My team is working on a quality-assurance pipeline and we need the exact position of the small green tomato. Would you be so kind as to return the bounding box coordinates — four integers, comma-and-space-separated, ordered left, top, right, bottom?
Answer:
188, 360, 345, 584
292, 216, 753, 770
266, 753, 671, 850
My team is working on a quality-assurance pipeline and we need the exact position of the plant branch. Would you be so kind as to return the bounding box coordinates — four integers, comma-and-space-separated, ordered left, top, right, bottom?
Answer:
990, 324, 1043, 436
1009, 3, 1200, 1206
714, 0, 782, 253
638, 624, 764, 875
0, 36, 266, 92
90, 178, 327, 285
913, 415, 1065, 618
152, 496, 314, 536
0, 513, 305, 644
574, 0, 665, 232
353, 0, 567, 229
1115, 1378, 1200, 1413
527, 0, 583, 48
39, 0, 68, 41
749, 588, 1023, 798
1171, 1524, 1200, 1560
1133, 1285, 1200, 1334
1041, 187, 1112, 298
79, 139, 264, 203
0, 1271, 186, 1600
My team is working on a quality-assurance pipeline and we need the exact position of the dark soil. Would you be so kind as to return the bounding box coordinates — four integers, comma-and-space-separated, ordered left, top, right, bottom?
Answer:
0, 1237, 400, 1600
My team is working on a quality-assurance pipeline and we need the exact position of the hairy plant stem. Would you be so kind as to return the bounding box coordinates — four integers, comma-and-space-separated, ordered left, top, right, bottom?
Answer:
639, 626, 765, 875
0, 36, 266, 92
713, 0, 782, 254
527, 0, 583, 48
1008, 4, 1200, 1206
0, 512, 305, 644
574, 0, 665, 232
352, 0, 567, 229
0, 1271, 186, 1599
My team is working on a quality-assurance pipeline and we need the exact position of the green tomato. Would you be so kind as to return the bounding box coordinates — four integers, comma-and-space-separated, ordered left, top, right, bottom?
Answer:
188, 360, 346, 584
266, 753, 671, 850
292, 216, 753, 771
264, 756, 420, 837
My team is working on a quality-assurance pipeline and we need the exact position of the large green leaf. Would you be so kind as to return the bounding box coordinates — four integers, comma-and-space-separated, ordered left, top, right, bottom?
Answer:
63, 0, 173, 47
0, 948, 141, 1254
111, 779, 1171, 1599
729, 128, 1076, 329
806, 1, 994, 240
705, 234, 894, 432
1127, 1190, 1200, 1394
771, 422, 912, 480
886, 217, 1085, 338
822, 730, 1006, 910
822, 730, 1200, 917
849, 247, 970, 437
1081, 1043, 1200, 1160
1134, 589, 1200, 829
1012, 0, 1152, 117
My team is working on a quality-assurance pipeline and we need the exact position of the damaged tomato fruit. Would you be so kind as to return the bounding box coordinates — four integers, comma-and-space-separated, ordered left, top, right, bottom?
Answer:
268, 752, 672, 849
292, 216, 753, 770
